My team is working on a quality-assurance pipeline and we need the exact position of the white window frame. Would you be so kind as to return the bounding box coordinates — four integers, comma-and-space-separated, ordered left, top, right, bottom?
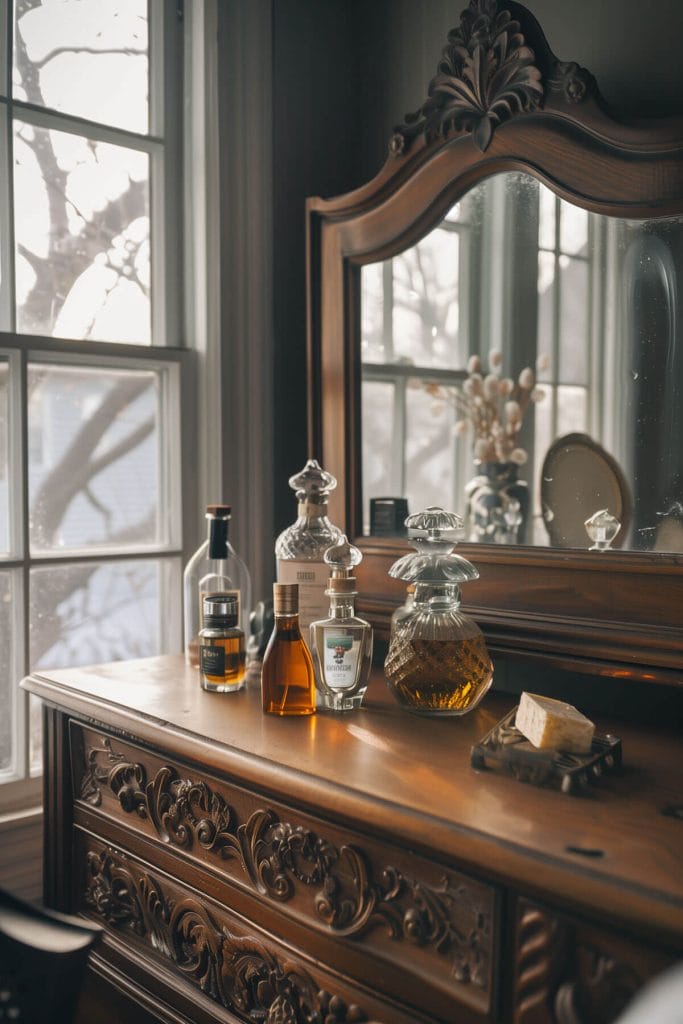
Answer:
0, 0, 195, 813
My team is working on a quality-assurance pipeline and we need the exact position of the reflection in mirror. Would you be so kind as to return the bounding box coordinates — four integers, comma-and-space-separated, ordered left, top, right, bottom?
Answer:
361, 172, 683, 552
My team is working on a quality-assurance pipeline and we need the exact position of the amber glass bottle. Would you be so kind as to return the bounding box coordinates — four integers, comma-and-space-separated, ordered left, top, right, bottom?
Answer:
198, 594, 246, 693
261, 584, 316, 716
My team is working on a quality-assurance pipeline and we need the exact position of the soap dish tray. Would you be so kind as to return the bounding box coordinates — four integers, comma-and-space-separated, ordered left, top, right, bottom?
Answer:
471, 707, 622, 794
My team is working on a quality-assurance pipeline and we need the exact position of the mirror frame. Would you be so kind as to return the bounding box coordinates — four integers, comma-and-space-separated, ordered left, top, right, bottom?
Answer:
306, 0, 683, 684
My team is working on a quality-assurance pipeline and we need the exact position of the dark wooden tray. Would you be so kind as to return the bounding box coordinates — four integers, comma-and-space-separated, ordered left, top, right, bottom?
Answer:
471, 707, 622, 794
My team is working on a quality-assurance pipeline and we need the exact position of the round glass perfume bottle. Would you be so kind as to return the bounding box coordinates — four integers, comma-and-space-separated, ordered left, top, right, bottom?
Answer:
584, 508, 621, 551
384, 506, 493, 716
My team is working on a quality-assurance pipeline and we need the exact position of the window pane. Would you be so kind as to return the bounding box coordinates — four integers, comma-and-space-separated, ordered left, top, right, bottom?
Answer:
405, 384, 457, 514
14, 120, 151, 342
393, 230, 462, 369
536, 251, 555, 381
30, 558, 176, 670
28, 363, 164, 553
361, 262, 388, 364
538, 186, 556, 250
29, 557, 181, 770
13, 0, 148, 133
557, 384, 588, 437
0, 103, 10, 330
0, 359, 8, 553
559, 257, 589, 384
560, 199, 589, 256
362, 379, 395, 531
0, 1, 7, 98
0, 571, 17, 772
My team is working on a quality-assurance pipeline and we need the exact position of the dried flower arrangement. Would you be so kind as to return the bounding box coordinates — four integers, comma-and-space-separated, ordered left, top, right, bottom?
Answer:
426, 351, 545, 465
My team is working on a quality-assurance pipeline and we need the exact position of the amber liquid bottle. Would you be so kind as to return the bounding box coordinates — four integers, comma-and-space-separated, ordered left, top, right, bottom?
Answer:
261, 584, 316, 716
198, 593, 246, 692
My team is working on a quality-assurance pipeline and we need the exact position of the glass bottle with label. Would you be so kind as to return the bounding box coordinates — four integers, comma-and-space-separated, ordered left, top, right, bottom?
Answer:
275, 459, 342, 634
310, 536, 372, 712
261, 583, 316, 716
198, 593, 246, 692
384, 506, 493, 716
183, 504, 252, 666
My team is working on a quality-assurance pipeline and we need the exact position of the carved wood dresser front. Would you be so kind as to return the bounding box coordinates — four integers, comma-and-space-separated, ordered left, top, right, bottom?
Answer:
24, 656, 683, 1024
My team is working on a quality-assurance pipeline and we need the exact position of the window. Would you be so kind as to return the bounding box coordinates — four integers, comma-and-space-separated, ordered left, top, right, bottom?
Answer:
361, 199, 473, 531
0, 0, 188, 807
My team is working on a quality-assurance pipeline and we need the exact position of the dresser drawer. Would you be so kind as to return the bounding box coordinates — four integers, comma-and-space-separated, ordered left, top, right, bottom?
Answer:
76, 832, 421, 1024
511, 896, 676, 1024
70, 721, 499, 1022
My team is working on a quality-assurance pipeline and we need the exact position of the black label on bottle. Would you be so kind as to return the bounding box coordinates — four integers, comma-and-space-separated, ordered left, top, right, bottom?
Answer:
201, 644, 225, 675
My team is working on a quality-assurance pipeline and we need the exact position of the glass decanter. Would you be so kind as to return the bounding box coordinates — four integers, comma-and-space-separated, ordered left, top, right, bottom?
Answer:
310, 536, 373, 712
275, 459, 342, 633
384, 506, 493, 716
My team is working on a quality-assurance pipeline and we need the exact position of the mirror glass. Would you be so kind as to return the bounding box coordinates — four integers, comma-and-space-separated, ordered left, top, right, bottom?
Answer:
361, 171, 683, 552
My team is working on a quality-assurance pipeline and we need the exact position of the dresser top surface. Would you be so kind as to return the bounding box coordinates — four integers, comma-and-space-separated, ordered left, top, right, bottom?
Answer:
25, 655, 683, 940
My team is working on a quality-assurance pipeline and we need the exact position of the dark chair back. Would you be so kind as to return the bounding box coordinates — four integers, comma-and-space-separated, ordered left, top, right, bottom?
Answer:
0, 887, 101, 1024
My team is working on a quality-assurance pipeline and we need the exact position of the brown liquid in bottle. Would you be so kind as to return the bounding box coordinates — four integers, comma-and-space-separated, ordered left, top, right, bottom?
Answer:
385, 633, 492, 715
262, 584, 315, 716
199, 634, 246, 691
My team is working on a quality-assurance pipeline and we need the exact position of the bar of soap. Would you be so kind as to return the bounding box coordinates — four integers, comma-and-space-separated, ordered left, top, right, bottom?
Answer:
515, 692, 595, 753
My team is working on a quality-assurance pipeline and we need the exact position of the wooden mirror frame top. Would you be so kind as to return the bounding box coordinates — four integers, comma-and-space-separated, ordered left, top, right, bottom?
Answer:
306, 0, 683, 685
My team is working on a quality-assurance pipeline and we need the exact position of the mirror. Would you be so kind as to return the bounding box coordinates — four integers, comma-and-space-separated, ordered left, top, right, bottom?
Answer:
306, 0, 683, 681
361, 171, 683, 552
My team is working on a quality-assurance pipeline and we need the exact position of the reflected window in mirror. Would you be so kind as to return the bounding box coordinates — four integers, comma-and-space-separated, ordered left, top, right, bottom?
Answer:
361, 172, 683, 553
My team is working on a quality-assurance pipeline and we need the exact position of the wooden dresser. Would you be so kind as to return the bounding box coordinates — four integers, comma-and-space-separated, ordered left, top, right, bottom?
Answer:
24, 657, 683, 1024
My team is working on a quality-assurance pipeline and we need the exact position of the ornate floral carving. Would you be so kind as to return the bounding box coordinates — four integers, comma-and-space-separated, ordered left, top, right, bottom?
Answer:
80, 736, 492, 986
546, 60, 595, 105
394, 0, 543, 153
79, 736, 127, 806
85, 848, 371, 1024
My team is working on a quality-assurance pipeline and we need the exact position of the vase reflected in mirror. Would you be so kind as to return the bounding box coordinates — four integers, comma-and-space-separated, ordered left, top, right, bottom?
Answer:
465, 461, 529, 544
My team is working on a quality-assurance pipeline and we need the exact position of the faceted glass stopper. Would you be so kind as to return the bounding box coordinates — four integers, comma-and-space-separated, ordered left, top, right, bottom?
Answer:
288, 458, 337, 500
389, 506, 478, 584
405, 505, 464, 544
324, 534, 362, 571
584, 508, 621, 551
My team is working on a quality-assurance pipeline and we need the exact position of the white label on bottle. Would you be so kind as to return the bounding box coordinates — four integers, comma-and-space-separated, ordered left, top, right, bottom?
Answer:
322, 630, 360, 690
276, 559, 328, 632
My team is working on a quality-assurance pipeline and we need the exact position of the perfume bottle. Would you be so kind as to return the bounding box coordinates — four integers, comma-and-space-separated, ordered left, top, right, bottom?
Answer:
585, 508, 621, 551
310, 536, 373, 712
384, 506, 493, 716
275, 459, 342, 633
198, 593, 246, 692
183, 505, 252, 666
261, 583, 316, 716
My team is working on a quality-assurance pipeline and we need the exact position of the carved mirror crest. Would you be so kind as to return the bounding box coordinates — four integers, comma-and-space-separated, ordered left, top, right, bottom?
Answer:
307, 0, 683, 683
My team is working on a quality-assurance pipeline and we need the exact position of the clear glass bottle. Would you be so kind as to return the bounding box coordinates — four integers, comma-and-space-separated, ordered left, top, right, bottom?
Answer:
310, 536, 373, 712
275, 459, 342, 634
261, 583, 316, 716
183, 504, 252, 666
384, 506, 493, 716
198, 593, 246, 692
